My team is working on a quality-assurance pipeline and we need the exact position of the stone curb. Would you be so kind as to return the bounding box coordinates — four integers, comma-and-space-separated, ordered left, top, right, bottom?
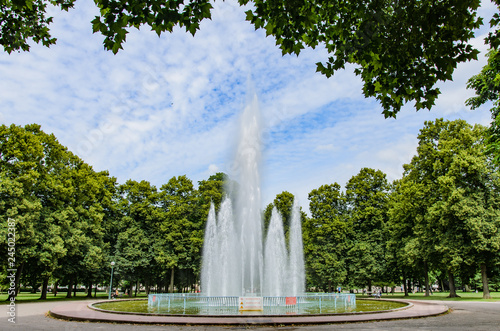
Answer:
49, 299, 449, 326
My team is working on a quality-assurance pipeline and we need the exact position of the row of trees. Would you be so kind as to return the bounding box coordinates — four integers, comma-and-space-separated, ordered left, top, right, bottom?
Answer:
1, 118, 499, 299
296, 119, 500, 299
0, 123, 224, 299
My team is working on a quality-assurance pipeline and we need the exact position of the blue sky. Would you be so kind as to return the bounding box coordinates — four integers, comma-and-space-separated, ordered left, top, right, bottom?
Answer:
0, 0, 497, 213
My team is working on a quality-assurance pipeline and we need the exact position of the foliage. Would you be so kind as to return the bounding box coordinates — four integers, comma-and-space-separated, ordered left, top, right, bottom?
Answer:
344, 168, 389, 290
306, 183, 349, 291
156, 175, 202, 291
245, 0, 482, 116
386, 178, 434, 295
401, 119, 500, 297
0, 0, 76, 53
197, 172, 229, 217
263, 191, 294, 237
0, 124, 114, 298
467, 49, 500, 164
113, 180, 158, 290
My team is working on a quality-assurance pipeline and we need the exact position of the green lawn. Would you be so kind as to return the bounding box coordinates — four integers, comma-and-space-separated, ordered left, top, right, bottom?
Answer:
357, 291, 500, 302
0, 292, 148, 303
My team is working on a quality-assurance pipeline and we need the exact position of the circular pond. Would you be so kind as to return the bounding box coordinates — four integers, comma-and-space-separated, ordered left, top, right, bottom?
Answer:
92, 297, 408, 316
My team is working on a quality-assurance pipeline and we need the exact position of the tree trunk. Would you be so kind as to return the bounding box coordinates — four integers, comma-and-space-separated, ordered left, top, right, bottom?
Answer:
86, 282, 92, 298
135, 280, 139, 297
368, 279, 372, 293
145, 279, 150, 295
30, 279, 37, 293
16, 263, 24, 296
480, 263, 492, 299
403, 272, 408, 296
169, 267, 175, 293
94, 283, 97, 298
39, 277, 49, 300
66, 276, 74, 298
73, 278, 77, 297
54, 280, 59, 297
447, 271, 460, 298
328, 280, 332, 293
7, 263, 23, 301
424, 262, 430, 297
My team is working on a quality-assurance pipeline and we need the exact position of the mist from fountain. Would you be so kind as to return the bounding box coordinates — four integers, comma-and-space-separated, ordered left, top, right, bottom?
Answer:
288, 199, 305, 295
201, 94, 305, 297
263, 207, 288, 296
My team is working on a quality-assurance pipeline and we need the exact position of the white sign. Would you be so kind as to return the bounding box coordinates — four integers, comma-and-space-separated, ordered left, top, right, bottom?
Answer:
238, 297, 263, 311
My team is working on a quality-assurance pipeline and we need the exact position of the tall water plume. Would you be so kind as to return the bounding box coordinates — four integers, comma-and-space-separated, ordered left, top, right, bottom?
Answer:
217, 197, 239, 296
288, 199, 306, 295
263, 207, 288, 296
201, 93, 305, 297
200, 203, 218, 296
233, 93, 263, 295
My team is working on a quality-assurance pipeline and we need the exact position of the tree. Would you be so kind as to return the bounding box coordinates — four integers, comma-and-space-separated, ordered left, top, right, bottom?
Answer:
467, 49, 500, 165
0, 124, 115, 299
387, 178, 435, 296
0, 124, 44, 299
306, 183, 349, 291
113, 180, 158, 296
2, 0, 486, 115
157, 175, 201, 293
0, 0, 76, 53
197, 172, 229, 217
0, 123, 77, 300
263, 191, 294, 239
345, 168, 389, 292
404, 119, 500, 298
465, 0, 500, 164
0, 173, 41, 299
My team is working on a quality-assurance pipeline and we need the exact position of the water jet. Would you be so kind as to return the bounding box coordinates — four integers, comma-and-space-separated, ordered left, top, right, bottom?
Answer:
149, 93, 355, 315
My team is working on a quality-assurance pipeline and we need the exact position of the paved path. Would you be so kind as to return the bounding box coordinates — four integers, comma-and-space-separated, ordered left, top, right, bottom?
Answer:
1, 299, 500, 330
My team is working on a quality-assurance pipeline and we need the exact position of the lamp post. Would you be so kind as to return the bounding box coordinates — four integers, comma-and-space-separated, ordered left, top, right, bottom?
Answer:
108, 261, 115, 299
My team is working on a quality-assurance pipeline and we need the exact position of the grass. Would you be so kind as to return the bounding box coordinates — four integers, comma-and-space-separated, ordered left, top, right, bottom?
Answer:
357, 290, 500, 302
0, 291, 148, 303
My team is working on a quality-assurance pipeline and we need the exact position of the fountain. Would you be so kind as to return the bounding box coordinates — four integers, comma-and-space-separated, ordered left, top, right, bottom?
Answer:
72, 95, 421, 323
148, 93, 355, 315
201, 93, 305, 298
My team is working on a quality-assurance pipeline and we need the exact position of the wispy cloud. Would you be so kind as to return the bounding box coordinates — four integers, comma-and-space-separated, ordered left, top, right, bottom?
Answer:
0, 0, 496, 213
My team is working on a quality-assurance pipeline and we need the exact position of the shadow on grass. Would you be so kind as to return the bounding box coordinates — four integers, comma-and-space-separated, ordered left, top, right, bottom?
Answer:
0, 292, 149, 303
356, 291, 500, 302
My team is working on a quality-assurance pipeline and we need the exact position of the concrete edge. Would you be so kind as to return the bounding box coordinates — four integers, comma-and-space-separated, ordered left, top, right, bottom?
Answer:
49, 299, 449, 326
87, 298, 414, 318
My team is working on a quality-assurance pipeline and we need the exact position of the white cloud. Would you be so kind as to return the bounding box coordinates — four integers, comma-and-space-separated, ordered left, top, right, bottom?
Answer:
0, 0, 496, 215
208, 164, 219, 174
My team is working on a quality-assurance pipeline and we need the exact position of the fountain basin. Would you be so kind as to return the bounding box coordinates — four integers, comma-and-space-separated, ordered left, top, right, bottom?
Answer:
91, 293, 407, 316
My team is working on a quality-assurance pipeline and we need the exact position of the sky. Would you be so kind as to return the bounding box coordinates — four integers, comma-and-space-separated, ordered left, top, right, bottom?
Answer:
0, 0, 497, 213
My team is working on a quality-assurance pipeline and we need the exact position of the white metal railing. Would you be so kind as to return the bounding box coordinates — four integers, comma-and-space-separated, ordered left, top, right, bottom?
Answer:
147, 293, 356, 314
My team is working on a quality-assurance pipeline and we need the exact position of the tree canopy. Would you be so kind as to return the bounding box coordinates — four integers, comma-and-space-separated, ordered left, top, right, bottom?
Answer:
396, 119, 500, 298
305, 183, 349, 291
467, 49, 500, 165
1, 121, 499, 297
